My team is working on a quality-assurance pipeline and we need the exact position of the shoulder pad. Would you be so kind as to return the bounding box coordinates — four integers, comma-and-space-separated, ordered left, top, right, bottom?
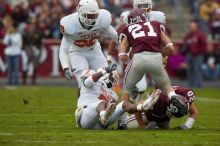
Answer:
150, 11, 166, 24
60, 13, 78, 35
98, 9, 112, 28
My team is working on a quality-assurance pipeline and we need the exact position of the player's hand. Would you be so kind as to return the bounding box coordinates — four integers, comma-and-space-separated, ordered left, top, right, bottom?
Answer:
107, 55, 112, 65
163, 56, 168, 67
119, 53, 129, 63
104, 63, 117, 73
64, 68, 73, 80
177, 124, 190, 130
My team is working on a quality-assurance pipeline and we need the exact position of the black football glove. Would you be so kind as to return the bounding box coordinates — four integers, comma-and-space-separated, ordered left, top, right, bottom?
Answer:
104, 63, 117, 73
64, 68, 73, 80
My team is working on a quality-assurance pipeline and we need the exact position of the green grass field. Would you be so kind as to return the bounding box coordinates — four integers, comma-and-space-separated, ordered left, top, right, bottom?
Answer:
0, 86, 220, 146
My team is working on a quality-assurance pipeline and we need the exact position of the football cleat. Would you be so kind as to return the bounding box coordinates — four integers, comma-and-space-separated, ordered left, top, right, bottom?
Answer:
116, 123, 128, 130
142, 89, 161, 110
99, 103, 116, 128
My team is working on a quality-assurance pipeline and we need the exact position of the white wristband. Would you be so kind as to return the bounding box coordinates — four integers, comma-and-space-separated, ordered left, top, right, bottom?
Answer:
107, 55, 112, 61
185, 117, 195, 129
137, 104, 143, 111
118, 53, 128, 57
164, 43, 173, 48
100, 69, 107, 75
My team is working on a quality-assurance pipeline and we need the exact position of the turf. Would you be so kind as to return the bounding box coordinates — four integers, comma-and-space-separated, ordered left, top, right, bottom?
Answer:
0, 86, 220, 146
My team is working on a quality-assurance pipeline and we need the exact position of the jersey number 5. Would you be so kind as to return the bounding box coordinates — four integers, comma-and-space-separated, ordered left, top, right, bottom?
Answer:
128, 22, 157, 39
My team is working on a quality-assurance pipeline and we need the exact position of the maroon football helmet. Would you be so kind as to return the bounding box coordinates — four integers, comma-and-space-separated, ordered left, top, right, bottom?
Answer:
127, 8, 147, 24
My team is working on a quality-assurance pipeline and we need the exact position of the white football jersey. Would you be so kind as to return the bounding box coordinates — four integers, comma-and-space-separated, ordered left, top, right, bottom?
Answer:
77, 80, 118, 107
60, 9, 116, 51
147, 10, 166, 24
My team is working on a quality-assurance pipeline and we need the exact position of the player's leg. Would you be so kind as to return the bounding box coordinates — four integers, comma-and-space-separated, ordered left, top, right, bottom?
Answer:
116, 112, 128, 129
69, 51, 90, 98
86, 43, 108, 71
109, 100, 153, 128
99, 102, 116, 128
127, 113, 148, 129
136, 74, 147, 94
69, 51, 89, 87
131, 75, 148, 102
123, 56, 146, 101
144, 52, 177, 99
79, 100, 107, 129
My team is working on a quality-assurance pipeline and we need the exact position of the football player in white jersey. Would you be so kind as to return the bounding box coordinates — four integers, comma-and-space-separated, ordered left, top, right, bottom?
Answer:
59, 0, 118, 89
75, 64, 160, 129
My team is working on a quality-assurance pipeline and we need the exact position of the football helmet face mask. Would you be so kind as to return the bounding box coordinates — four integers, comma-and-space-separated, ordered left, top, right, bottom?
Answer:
133, 0, 152, 14
77, 0, 99, 27
127, 8, 147, 24
167, 95, 190, 118
100, 70, 119, 88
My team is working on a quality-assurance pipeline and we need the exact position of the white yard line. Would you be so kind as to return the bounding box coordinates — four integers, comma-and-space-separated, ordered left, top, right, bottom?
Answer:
6, 125, 73, 128
0, 132, 220, 136
0, 114, 72, 117
6, 140, 219, 144
197, 97, 220, 103
15, 139, 97, 144
0, 132, 13, 136
0, 106, 70, 109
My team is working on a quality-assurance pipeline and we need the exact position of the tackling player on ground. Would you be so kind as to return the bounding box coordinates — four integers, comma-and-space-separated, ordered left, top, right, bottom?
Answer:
127, 86, 198, 130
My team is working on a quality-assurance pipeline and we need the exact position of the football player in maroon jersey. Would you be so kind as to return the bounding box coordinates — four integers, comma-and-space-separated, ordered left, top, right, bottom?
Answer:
127, 86, 198, 130
119, 8, 178, 107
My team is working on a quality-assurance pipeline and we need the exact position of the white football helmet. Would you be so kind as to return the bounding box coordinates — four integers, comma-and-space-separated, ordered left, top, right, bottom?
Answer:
133, 0, 152, 14
77, 0, 99, 27
99, 70, 119, 88
120, 11, 130, 24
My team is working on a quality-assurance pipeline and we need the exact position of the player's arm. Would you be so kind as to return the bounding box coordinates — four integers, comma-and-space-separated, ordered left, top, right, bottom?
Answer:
82, 64, 117, 88
59, 34, 73, 80
135, 112, 145, 129
118, 37, 129, 63
82, 72, 104, 88
160, 31, 174, 57
104, 25, 118, 44
107, 40, 117, 64
104, 25, 119, 64
178, 102, 198, 130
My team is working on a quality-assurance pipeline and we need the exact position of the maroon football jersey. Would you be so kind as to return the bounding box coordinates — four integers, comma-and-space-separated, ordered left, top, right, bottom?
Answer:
122, 21, 163, 57
145, 86, 195, 123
